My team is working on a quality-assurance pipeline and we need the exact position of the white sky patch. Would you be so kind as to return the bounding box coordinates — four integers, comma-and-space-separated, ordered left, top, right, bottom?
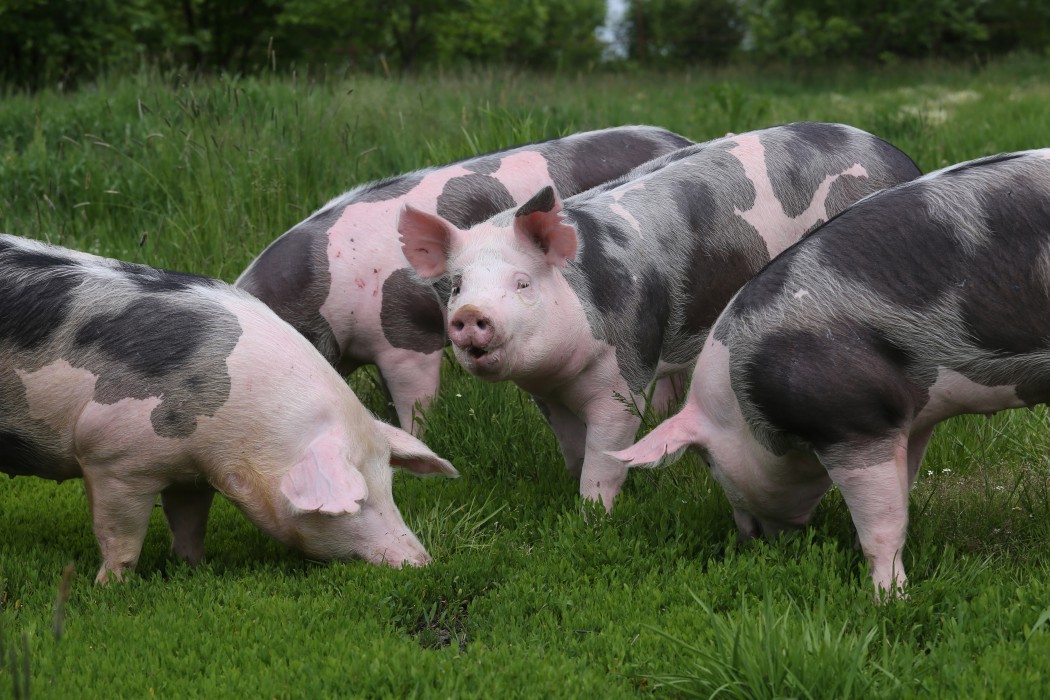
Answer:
597, 0, 629, 59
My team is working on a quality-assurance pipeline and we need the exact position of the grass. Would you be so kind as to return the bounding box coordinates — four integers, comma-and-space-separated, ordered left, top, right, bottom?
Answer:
3, 54, 1050, 697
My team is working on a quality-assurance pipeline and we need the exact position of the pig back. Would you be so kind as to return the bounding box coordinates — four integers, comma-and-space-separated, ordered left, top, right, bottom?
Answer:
558, 122, 921, 393
0, 235, 243, 480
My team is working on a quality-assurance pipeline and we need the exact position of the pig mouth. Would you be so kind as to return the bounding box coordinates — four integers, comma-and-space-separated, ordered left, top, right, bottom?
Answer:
458, 343, 503, 374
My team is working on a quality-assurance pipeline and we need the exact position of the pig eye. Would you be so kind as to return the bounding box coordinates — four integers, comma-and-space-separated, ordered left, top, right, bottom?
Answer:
517, 280, 530, 290
450, 275, 461, 296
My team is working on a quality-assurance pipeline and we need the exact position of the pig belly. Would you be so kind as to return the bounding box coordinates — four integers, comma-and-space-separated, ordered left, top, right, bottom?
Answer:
0, 434, 80, 481
912, 367, 1026, 431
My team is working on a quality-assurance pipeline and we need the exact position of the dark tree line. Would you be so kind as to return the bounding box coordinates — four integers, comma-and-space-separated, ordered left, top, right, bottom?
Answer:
2, 0, 1049, 90
0, 0, 607, 89
621, 0, 1050, 65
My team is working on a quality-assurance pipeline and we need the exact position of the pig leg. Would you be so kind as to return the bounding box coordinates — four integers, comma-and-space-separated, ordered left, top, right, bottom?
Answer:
374, 347, 443, 435
906, 427, 935, 488
648, 372, 687, 416
83, 472, 161, 584
579, 395, 643, 511
822, 436, 910, 600
161, 485, 215, 566
733, 508, 762, 540
533, 397, 587, 480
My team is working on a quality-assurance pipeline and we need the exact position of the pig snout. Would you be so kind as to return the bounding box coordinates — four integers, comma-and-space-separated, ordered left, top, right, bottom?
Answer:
372, 531, 432, 569
449, 305, 496, 353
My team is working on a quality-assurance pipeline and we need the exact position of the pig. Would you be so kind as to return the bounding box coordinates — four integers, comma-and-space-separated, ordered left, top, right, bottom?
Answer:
0, 233, 458, 583
398, 122, 921, 509
235, 126, 694, 432
611, 149, 1050, 598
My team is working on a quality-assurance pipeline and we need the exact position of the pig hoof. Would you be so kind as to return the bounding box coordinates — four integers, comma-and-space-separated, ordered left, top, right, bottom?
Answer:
95, 567, 124, 585
873, 583, 909, 604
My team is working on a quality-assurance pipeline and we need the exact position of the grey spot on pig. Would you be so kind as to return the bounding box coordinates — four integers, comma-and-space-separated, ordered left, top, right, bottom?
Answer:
564, 203, 672, 391
542, 128, 694, 195
236, 213, 339, 364
742, 322, 926, 454
353, 173, 426, 204
436, 174, 516, 228
73, 296, 242, 439
0, 270, 82, 351
515, 186, 558, 217
664, 173, 768, 343
380, 268, 446, 354
0, 430, 47, 477
765, 123, 853, 219
117, 261, 216, 293
463, 157, 501, 175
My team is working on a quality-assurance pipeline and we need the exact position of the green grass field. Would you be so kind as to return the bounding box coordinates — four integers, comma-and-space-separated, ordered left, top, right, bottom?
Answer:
3, 54, 1050, 698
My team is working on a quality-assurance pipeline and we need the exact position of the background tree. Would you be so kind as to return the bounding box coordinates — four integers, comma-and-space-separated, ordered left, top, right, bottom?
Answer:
740, 0, 990, 62
620, 0, 744, 65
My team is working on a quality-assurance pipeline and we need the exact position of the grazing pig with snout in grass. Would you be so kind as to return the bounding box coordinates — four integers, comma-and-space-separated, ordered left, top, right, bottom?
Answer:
236, 126, 693, 433
0, 233, 457, 583
399, 122, 921, 509
612, 150, 1050, 598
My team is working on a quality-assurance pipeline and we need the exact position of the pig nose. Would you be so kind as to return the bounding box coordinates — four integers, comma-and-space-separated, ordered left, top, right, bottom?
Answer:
448, 304, 494, 348
381, 541, 432, 568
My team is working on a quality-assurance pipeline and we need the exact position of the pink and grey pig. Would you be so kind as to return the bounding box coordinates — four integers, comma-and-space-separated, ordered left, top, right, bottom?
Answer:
235, 126, 693, 432
612, 150, 1050, 597
0, 233, 457, 583
399, 122, 921, 509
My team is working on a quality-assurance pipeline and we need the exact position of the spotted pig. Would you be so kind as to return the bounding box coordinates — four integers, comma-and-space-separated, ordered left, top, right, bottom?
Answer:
611, 150, 1050, 597
0, 234, 457, 582
235, 126, 693, 432
400, 122, 921, 509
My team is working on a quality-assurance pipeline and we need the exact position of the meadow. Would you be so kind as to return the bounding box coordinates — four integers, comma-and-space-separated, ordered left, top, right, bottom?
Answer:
3, 54, 1050, 697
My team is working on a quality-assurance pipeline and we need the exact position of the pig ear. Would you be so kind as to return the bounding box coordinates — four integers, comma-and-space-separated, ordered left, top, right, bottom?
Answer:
513, 186, 578, 267
398, 203, 456, 279
374, 421, 459, 478
280, 443, 368, 515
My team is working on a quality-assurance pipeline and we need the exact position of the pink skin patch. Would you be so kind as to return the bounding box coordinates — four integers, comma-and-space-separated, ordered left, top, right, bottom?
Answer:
913, 367, 1024, 431
607, 182, 647, 234
319, 165, 474, 357
17, 359, 97, 442
729, 134, 869, 257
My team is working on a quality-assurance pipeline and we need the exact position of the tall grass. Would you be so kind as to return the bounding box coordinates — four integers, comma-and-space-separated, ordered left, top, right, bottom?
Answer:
3, 55, 1050, 697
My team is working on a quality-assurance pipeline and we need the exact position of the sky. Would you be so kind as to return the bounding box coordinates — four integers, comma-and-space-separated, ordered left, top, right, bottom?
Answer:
597, 0, 629, 58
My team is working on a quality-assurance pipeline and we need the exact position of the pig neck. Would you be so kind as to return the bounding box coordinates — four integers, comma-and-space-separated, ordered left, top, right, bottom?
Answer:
515, 339, 617, 406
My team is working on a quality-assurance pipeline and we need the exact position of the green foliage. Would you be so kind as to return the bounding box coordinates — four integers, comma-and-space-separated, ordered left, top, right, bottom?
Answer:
435, 0, 606, 69
621, 0, 745, 65
978, 0, 1050, 55
4, 1, 1050, 90
649, 593, 898, 698
0, 0, 608, 90
3, 58, 1050, 695
741, 0, 991, 63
